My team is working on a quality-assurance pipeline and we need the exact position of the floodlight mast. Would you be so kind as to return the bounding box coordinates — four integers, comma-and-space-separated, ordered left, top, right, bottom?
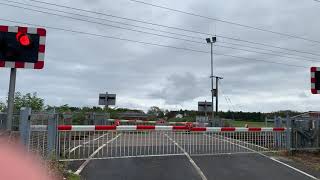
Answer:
206, 37, 216, 126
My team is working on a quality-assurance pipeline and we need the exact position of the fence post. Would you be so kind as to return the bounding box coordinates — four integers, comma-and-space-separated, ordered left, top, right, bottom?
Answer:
19, 107, 31, 147
47, 113, 58, 159
274, 116, 281, 128
316, 114, 320, 149
286, 113, 292, 155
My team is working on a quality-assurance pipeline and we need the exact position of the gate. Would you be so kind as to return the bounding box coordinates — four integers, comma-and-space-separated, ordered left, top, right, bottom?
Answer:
22, 110, 287, 161
56, 125, 287, 161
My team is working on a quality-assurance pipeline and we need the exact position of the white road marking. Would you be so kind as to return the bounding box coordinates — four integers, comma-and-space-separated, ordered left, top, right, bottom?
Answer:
75, 133, 122, 175
164, 133, 208, 180
269, 157, 319, 180
207, 134, 319, 180
59, 154, 186, 161
69, 133, 109, 153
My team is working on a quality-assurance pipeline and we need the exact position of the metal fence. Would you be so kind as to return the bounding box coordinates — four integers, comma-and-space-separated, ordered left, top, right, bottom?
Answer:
0, 112, 20, 130
55, 126, 287, 161
290, 112, 320, 151
0, 113, 6, 130
22, 110, 320, 161
27, 113, 53, 158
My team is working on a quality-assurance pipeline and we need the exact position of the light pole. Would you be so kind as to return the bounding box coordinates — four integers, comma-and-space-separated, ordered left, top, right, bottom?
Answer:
206, 37, 216, 126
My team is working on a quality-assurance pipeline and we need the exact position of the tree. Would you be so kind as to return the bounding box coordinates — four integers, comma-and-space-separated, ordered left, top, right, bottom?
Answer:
147, 106, 164, 117
56, 104, 70, 112
0, 101, 6, 112
13, 92, 44, 112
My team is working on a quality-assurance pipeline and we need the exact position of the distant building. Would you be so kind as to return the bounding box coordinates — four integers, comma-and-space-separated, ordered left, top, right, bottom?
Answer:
119, 111, 150, 120
175, 114, 183, 118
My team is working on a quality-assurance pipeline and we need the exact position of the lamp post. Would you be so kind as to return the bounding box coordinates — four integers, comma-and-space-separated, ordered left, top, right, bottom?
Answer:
206, 37, 216, 126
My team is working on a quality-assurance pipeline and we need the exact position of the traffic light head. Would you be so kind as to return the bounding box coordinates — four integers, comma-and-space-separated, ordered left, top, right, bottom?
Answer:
0, 25, 46, 69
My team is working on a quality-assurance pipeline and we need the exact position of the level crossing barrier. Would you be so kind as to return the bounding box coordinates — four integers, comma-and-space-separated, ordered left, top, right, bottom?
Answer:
50, 125, 287, 160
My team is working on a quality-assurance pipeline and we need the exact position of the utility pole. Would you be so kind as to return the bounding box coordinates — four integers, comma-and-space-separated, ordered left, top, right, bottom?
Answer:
204, 100, 207, 119
213, 76, 223, 114
206, 37, 216, 126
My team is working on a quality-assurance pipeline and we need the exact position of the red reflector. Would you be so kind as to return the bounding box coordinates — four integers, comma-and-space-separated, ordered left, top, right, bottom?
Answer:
191, 127, 206, 132
95, 125, 116, 131
58, 125, 72, 131
221, 127, 236, 132
273, 127, 285, 132
248, 128, 261, 132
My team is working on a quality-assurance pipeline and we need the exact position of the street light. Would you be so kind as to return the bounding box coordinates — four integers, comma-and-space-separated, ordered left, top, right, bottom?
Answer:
206, 37, 216, 126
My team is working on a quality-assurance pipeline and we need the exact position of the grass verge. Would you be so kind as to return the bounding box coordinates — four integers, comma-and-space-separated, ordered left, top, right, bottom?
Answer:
66, 172, 81, 180
226, 120, 272, 127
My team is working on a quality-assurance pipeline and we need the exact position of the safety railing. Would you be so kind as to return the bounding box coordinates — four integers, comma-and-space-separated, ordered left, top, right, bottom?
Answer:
27, 113, 53, 158
0, 113, 6, 130
56, 125, 287, 160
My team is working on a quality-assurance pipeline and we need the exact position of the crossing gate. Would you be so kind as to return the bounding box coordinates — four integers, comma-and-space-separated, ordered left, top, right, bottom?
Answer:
22, 109, 287, 161
37, 125, 287, 161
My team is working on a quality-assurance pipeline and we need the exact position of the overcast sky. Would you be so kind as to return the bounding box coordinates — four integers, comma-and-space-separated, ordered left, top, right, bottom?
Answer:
0, 0, 320, 112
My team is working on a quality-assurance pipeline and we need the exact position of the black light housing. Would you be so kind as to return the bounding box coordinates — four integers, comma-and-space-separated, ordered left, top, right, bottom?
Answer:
212, 37, 217, 43
206, 37, 217, 43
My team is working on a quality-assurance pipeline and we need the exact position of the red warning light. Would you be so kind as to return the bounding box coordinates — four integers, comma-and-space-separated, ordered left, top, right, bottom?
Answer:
16, 32, 31, 46
19, 35, 31, 46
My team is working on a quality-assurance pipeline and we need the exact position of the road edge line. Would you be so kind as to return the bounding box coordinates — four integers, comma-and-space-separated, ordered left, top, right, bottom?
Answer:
207, 134, 319, 180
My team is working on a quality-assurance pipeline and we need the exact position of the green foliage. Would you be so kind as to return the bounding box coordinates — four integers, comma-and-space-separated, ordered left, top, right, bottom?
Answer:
219, 111, 264, 122
47, 156, 81, 180
0, 101, 6, 112
66, 173, 81, 180
168, 117, 195, 122
55, 104, 71, 112
147, 106, 164, 117
72, 112, 86, 125
13, 92, 44, 112
226, 120, 273, 127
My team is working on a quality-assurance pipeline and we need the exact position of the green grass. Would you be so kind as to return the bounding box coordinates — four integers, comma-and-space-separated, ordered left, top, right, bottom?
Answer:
168, 117, 195, 122
226, 120, 273, 127
66, 173, 81, 180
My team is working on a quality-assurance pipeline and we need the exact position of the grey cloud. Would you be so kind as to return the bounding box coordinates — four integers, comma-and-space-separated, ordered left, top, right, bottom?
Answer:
0, 0, 320, 112
149, 72, 209, 104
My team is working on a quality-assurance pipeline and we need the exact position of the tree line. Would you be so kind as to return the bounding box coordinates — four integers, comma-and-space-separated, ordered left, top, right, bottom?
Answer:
0, 92, 302, 122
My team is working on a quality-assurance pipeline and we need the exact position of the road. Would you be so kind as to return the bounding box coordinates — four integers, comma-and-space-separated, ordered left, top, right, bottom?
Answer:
64, 131, 319, 180
76, 153, 318, 180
